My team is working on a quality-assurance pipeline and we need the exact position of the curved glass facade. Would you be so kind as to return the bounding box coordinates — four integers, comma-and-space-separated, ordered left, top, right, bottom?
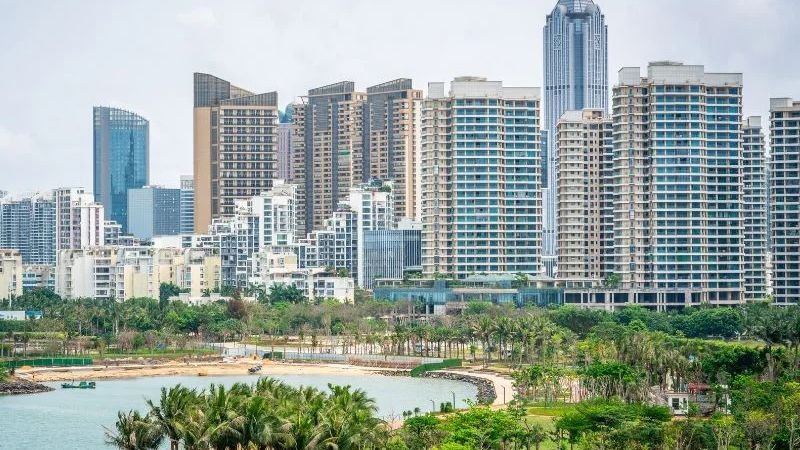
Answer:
93, 106, 149, 231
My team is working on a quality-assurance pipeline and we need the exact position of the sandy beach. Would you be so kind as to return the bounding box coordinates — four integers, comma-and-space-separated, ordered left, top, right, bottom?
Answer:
16, 360, 382, 382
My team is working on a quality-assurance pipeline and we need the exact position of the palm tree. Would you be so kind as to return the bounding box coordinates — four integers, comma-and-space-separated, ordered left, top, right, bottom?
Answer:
105, 411, 164, 450
146, 385, 197, 450
472, 316, 496, 367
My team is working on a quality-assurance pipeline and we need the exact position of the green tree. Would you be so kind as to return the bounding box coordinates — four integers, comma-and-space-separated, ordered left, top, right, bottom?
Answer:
105, 411, 164, 450
602, 273, 621, 289
146, 385, 197, 450
158, 283, 182, 307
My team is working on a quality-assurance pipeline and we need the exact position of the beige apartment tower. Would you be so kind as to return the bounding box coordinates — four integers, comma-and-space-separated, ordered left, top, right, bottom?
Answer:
555, 109, 613, 286
193, 73, 279, 234
364, 79, 422, 221
291, 79, 421, 236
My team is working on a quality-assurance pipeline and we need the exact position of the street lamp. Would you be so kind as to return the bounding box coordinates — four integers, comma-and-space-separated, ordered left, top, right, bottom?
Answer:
430, 399, 436, 413
502, 386, 506, 404
451, 391, 457, 409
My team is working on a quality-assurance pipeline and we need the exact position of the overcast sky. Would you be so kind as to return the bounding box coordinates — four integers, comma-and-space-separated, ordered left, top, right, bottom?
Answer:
1, 0, 798, 194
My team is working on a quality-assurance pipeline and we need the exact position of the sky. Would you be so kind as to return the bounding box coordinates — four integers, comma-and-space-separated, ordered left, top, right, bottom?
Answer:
1, 0, 798, 194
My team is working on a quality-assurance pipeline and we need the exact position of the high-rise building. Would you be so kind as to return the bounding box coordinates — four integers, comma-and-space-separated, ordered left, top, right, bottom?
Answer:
364, 79, 422, 221
421, 77, 542, 278
93, 106, 149, 231
292, 79, 421, 235
277, 122, 293, 181
742, 116, 769, 300
769, 97, 800, 305
349, 180, 395, 286
555, 109, 613, 286
193, 73, 279, 233
292, 81, 365, 236
0, 193, 56, 265
127, 186, 182, 240
543, 0, 608, 261
180, 175, 195, 235
612, 62, 743, 304
55, 188, 105, 250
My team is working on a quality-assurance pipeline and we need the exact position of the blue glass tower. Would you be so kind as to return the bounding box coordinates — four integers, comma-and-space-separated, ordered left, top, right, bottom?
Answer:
543, 0, 608, 260
93, 106, 149, 231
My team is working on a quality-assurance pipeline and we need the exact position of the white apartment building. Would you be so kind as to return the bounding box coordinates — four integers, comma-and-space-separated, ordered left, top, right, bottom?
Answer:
249, 250, 354, 303
612, 62, 744, 305
349, 180, 394, 286
0, 249, 23, 300
742, 116, 769, 300
770, 97, 800, 304
56, 247, 220, 300
421, 77, 542, 278
55, 187, 105, 250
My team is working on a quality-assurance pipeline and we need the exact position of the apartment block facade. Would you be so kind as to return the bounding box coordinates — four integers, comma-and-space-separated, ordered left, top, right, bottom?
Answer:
612, 62, 744, 304
180, 175, 195, 235
421, 77, 542, 278
770, 97, 800, 304
193, 73, 279, 233
55, 188, 105, 251
555, 109, 613, 285
742, 116, 769, 300
0, 193, 56, 265
0, 249, 23, 299
291, 79, 421, 236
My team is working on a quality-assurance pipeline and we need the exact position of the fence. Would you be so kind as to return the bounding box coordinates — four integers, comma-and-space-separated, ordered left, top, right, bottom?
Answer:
206, 343, 444, 367
0, 357, 93, 369
409, 358, 462, 377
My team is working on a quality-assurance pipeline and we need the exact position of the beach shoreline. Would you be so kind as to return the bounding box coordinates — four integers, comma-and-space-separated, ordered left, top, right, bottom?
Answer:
15, 359, 383, 382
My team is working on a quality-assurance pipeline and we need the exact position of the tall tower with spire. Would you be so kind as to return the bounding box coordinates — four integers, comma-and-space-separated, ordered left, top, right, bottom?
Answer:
543, 0, 608, 271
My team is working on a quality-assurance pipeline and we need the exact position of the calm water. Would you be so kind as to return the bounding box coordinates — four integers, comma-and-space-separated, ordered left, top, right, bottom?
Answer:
0, 374, 477, 450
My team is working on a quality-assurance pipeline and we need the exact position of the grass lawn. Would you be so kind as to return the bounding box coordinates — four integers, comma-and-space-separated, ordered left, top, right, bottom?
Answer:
526, 403, 576, 417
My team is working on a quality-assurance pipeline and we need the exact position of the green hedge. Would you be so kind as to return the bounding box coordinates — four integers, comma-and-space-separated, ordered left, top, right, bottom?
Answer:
0, 357, 93, 369
410, 358, 462, 377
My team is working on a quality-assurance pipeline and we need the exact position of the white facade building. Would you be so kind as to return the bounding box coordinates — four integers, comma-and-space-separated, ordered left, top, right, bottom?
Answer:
770, 98, 800, 304
55, 187, 105, 250
0, 249, 23, 300
421, 77, 542, 278
249, 250, 354, 303
612, 62, 744, 305
56, 246, 220, 301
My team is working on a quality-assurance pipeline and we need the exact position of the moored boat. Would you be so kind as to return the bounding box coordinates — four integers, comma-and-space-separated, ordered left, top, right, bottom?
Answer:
61, 381, 96, 389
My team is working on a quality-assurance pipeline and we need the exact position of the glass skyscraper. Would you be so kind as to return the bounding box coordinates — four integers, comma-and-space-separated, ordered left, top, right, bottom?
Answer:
543, 0, 608, 259
93, 106, 149, 232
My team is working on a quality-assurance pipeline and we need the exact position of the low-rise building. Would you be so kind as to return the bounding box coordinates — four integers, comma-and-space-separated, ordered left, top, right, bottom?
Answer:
250, 250, 354, 303
22, 265, 55, 292
56, 246, 220, 300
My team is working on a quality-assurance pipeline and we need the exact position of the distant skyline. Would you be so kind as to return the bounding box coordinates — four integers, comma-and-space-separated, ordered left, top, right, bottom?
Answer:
1, 0, 799, 193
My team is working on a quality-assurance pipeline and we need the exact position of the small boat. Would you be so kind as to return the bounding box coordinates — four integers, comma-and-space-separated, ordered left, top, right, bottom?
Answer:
61, 381, 96, 389
248, 365, 262, 374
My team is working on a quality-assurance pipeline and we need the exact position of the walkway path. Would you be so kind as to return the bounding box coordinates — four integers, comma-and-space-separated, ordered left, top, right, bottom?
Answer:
439, 368, 515, 406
